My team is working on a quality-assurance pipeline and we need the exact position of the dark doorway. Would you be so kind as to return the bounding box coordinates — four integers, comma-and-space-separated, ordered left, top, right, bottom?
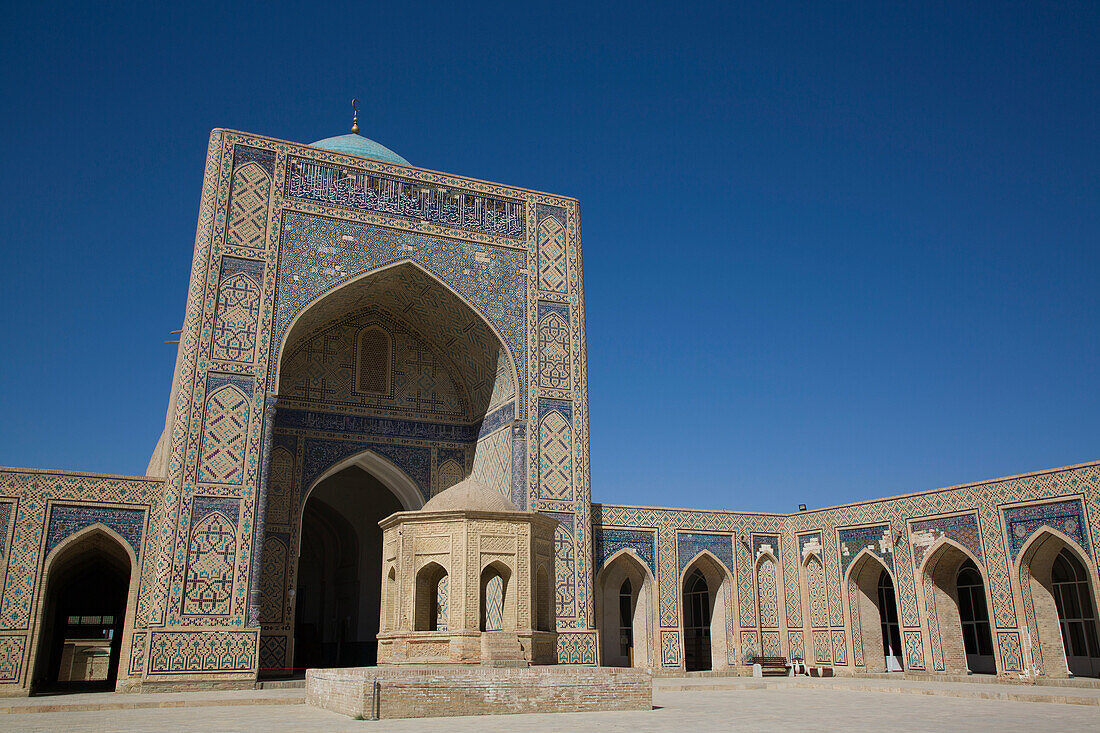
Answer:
294, 466, 403, 670
33, 531, 131, 693
683, 569, 712, 671
877, 570, 903, 671
957, 560, 995, 674
1052, 549, 1100, 677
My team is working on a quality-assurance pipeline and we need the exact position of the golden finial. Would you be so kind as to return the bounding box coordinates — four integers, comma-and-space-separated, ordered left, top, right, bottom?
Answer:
351, 98, 360, 134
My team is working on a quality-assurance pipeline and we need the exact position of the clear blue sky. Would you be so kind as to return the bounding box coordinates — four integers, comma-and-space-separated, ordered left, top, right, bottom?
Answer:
1, 2, 1097, 513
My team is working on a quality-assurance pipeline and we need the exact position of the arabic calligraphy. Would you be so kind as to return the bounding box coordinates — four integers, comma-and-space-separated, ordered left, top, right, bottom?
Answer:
285, 158, 525, 238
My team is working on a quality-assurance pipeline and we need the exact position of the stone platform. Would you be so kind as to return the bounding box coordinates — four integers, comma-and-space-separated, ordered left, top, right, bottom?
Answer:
305, 665, 652, 719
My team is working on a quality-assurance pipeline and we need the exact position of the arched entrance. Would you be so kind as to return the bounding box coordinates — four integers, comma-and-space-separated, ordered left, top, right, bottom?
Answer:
1018, 529, 1100, 677
683, 569, 710, 671
957, 561, 995, 673
1051, 549, 1100, 676
267, 259, 522, 675
679, 552, 735, 672
31, 527, 136, 693
596, 550, 656, 668
293, 465, 404, 669
846, 551, 903, 672
877, 570, 903, 671
920, 540, 995, 674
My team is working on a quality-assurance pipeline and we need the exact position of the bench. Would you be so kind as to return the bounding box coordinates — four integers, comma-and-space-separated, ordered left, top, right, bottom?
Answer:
749, 656, 791, 676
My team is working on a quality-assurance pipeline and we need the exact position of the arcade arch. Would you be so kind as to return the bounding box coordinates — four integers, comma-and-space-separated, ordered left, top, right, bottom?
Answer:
919, 539, 995, 674
30, 525, 139, 692
679, 552, 735, 672
1017, 528, 1100, 677
845, 551, 904, 673
267, 260, 521, 675
596, 549, 656, 668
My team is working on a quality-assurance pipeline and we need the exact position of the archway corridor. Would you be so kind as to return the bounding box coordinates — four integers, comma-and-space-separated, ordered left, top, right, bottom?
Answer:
293, 465, 403, 670
31, 528, 134, 693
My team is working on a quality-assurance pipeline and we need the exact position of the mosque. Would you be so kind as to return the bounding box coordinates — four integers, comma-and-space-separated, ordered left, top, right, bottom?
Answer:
0, 112, 1097, 697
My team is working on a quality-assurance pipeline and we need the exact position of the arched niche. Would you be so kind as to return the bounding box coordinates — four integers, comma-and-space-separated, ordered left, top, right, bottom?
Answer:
919, 538, 996, 675
29, 524, 140, 693
799, 552, 829, 663
480, 561, 514, 632
414, 562, 449, 632
845, 550, 904, 673
1016, 527, 1100, 677
596, 549, 657, 668
679, 551, 735, 672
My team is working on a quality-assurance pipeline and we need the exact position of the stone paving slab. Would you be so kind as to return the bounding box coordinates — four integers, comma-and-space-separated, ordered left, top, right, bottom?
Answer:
0, 688, 305, 714
654, 675, 1100, 704
2, 688, 1099, 732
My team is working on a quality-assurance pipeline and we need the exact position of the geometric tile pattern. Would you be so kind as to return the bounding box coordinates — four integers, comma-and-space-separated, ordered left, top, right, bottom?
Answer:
660, 629, 681, 667
923, 574, 943, 671
848, 577, 864, 667
557, 631, 597, 665
182, 497, 240, 616
838, 525, 893, 574
45, 504, 145, 557
258, 535, 287, 624
910, 512, 982, 568
538, 409, 573, 500
211, 264, 263, 363
197, 375, 253, 485
788, 630, 804, 662
226, 163, 271, 250
903, 629, 924, 670
593, 527, 657, 576
761, 630, 781, 656
812, 629, 831, 663
741, 630, 759, 660
1003, 498, 1089, 561
537, 214, 567, 293
147, 630, 257, 674
832, 629, 848, 665
537, 303, 570, 391
757, 556, 779, 628
805, 555, 827, 628
677, 533, 735, 576
550, 513, 577, 621
997, 631, 1024, 673
0, 635, 24, 683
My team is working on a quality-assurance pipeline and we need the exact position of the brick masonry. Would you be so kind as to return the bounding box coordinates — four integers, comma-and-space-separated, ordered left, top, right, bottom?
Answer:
305, 665, 653, 719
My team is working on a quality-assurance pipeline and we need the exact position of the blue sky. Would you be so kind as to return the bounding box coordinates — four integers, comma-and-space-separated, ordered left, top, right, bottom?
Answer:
1, 2, 1097, 513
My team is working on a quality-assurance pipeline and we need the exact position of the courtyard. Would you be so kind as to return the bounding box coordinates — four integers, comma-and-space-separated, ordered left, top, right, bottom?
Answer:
2, 680, 1098, 732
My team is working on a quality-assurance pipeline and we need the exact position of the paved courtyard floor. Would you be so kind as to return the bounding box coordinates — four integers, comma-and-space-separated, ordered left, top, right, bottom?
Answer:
3, 685, 1099, 732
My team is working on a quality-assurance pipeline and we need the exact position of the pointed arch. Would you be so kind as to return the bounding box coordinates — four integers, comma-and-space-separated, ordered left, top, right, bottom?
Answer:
480, 560, 514, 631
679, 550, 736, 671
274, 259, 520, 411
920, 537, 996, 674
755, 551, 782, 657
1016, 526, 1100, 677
354, 325, 392, 394
301, 448, 424, 518
845, 549, 903, 672
596, 548, 657, 668
414, 561, 449, 631
29, 523, 140, 692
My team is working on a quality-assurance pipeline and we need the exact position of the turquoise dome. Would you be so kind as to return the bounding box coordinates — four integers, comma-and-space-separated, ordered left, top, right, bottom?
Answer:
308, 133, 409, 166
